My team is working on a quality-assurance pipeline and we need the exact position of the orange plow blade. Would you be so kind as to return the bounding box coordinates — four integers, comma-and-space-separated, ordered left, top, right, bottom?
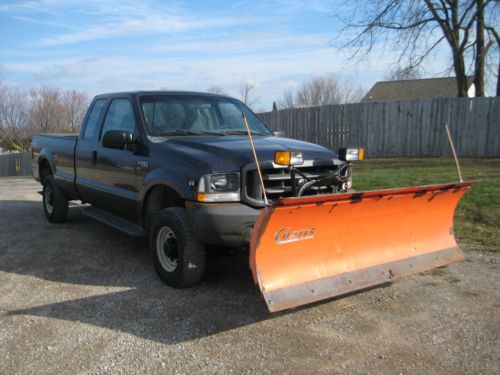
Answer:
250, 181, 474, 312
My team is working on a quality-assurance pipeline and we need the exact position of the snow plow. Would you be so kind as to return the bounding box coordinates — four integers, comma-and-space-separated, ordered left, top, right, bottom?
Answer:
243, 115, 473, 312
249, 181, 473, 312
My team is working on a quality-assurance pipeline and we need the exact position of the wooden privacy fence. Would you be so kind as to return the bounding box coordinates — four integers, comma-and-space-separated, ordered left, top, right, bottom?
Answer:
259, 98, 500, 157
0, 152, 31, 177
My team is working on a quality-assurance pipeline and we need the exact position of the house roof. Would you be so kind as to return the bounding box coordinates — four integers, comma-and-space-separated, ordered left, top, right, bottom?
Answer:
362, 76, 474, 102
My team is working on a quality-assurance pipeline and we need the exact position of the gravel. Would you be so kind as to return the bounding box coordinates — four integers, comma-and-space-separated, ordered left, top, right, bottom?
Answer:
0, 179, 498, 374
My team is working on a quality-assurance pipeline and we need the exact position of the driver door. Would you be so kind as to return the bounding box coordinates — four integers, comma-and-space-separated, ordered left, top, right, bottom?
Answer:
91, 98, 142, 220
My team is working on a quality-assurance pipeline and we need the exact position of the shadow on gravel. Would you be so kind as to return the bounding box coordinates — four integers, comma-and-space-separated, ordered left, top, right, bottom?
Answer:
1, 199, 392, 344
1, 200, 278, 344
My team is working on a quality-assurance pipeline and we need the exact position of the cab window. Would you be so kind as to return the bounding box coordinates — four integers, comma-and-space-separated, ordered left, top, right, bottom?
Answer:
100, 99, 136, 140
82, 99, 106, 141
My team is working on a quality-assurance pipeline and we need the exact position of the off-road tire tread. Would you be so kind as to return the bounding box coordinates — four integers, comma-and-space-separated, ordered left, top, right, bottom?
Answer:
150, 207, 206, 287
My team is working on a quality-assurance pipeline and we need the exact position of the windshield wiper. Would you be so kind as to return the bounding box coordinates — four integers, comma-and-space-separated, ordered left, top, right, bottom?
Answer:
155, 130, 225, 136
154, 129, 269, 136
220, 130, 269, 136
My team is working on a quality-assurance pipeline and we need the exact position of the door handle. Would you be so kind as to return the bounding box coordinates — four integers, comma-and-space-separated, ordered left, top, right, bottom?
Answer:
91, 150, 97, 165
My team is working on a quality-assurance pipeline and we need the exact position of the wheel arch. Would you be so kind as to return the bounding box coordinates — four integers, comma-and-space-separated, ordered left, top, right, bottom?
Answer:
38, 156, 54, 184
141, 183, 187, 229
37, 147, 56, 181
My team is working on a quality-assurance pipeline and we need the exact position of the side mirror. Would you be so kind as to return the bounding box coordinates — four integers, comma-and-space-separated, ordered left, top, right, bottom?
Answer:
102, 130, 134, 150
273, 130, 285, 137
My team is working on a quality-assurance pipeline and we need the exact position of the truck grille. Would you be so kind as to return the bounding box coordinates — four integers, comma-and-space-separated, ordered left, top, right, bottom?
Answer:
242, 162, 343, 206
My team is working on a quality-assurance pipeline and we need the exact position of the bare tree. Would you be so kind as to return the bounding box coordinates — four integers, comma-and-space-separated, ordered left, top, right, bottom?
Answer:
0, 85, 31, 151
240, 82, 260, 108
336, 0, 499, 96
0, 83, 90, 151
385, 64, 422, 81
61, 90, 89, 133
473, 0, 499, 96
296, 75, 342, 106
278, 87, 296, 109
29, 87, 64, 133
280, 73, 365, 108
206, 85, 227, 95
486, 25, 500, 96
345, 85, 366, 103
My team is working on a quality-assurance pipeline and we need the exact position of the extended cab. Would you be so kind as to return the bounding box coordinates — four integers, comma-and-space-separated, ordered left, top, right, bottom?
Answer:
32, 91, 356, 287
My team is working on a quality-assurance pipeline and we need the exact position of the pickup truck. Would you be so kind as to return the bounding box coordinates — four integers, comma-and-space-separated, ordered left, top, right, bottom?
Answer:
32, 91, 356, 288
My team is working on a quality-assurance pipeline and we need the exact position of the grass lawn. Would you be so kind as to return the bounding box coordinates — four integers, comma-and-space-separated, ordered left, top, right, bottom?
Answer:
0, 175, 32, 179
352, 158, 500, 252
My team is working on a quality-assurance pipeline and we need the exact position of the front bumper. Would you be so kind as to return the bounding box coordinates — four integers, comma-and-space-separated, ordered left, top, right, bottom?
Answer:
186, 201, 261, 247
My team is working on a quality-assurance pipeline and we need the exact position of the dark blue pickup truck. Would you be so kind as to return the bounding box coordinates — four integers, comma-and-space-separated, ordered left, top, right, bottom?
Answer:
32, 91, 354, 287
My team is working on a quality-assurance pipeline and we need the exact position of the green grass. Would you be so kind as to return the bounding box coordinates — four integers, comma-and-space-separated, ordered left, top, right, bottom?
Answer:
352, 158, 500, 252
0, 175, 32, 179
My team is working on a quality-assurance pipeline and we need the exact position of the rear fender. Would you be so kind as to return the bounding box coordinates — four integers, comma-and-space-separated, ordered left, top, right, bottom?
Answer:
38, 148, 56, 176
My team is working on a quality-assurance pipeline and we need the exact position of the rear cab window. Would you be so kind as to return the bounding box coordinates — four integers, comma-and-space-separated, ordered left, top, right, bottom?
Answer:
82, 99, 106, 141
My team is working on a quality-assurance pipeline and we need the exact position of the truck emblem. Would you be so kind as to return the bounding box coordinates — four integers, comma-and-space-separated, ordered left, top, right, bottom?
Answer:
274, 227, 315, 244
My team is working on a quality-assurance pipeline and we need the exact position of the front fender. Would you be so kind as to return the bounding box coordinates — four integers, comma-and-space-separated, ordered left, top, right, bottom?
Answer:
139, 168, 196, 211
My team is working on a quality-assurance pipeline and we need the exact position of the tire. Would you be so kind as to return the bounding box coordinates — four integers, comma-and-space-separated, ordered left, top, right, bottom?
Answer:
150, 207, 206, 288
42, 175, 69, 223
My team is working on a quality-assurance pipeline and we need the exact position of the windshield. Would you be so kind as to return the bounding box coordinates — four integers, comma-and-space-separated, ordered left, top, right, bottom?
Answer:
139, 94, 272, 136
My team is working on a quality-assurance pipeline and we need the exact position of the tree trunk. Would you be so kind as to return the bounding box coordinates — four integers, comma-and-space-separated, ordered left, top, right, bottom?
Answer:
486, 27, 500, 97
474, 0, 485, 97
446, 1, 468, 97
453, 55, 469, 97
497, 56, 500, 97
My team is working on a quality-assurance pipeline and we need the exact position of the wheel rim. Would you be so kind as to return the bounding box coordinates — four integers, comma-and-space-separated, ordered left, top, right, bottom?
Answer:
44, 184, 54, 215
156, 226, 179, 272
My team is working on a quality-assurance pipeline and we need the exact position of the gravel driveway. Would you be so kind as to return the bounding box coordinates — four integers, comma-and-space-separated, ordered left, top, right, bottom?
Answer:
0, 179, 498, 374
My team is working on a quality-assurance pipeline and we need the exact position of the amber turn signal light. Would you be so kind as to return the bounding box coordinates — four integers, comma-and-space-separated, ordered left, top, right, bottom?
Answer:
274, 151, 291, 165
274, 151, 303, 166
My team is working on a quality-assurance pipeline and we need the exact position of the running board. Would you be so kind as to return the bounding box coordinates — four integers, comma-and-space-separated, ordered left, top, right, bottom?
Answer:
82, 206, 146, 237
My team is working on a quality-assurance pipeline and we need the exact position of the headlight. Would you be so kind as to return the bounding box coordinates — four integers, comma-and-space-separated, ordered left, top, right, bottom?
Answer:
197, 173, 240, 202
338, 147, 364, 161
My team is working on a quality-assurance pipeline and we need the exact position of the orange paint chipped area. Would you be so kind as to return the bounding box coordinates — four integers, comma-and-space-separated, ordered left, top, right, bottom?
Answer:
249, 181, 473, 311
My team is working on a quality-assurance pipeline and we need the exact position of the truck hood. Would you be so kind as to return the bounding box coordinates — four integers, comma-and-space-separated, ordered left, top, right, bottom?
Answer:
154, 135, 338, 173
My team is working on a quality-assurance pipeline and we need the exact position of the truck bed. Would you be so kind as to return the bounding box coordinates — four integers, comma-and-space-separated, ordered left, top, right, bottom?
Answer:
32, 134, 78, 196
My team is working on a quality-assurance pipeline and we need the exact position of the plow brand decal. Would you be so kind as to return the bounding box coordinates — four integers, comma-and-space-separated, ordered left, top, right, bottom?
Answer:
274, 227, 315, 244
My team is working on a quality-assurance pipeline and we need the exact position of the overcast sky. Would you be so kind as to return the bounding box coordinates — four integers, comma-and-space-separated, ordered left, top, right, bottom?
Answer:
0, 0, 480, 110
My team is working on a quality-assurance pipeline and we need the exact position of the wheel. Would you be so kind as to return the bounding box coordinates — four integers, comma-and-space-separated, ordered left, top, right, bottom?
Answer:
42, 175, 69, 223
150, 207, 206, 287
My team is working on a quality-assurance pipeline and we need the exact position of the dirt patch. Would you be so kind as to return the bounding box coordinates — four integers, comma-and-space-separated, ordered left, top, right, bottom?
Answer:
1, 179, 499, 374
